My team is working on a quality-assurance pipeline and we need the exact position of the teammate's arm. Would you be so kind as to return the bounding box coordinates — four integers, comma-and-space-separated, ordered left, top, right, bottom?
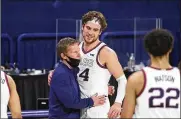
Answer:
100, 47, 127, 118
48, 70, 54, 86
121, 71, 143, 118
7, 75, 22, 118
121, 74, 137, 118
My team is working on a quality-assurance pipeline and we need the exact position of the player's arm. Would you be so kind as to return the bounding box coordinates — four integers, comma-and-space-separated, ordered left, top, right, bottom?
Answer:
48, 62, 60, 86
101, 47, 127, 104
7, 75, 22, 118
100, 47, 127, 118
48, 70, 54, 86
121, 71, 143, 118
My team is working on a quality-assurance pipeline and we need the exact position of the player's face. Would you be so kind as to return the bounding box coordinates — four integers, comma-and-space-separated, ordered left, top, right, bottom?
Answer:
66, 43, 80, 59
82, 22, 102, 44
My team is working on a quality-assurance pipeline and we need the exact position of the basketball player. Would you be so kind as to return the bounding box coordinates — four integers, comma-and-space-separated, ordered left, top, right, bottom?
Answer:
48, 11, 127, 118
1, 71, 22, 118
78, 11, 127, 118
121, 29, 180, 118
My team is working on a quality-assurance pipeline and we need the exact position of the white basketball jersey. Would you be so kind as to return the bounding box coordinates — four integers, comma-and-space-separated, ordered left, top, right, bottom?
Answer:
78, 42, 111, 118
1, 71, 10, 118
134, 67, 180, 118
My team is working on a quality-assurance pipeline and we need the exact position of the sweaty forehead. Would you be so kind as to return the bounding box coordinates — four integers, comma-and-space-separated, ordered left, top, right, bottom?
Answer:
84, 21, 101, 30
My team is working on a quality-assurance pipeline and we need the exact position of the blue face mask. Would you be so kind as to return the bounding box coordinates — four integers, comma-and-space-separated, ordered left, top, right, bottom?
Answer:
66, 56, 80, 68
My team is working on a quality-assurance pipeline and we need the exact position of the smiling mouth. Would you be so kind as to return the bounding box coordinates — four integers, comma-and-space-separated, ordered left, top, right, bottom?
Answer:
86, 36, 93, 39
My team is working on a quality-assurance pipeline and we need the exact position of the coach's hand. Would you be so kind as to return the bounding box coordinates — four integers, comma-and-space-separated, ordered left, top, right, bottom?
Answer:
91, 93, 106, 107
48, 70, 54, 86
108, 102, 121, 118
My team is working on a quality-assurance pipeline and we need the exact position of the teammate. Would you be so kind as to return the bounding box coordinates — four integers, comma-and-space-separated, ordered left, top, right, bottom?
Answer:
78, 11, 127, 118
48, 11, 127, 118
1, 71, 22, 118
121, 29, 180, 118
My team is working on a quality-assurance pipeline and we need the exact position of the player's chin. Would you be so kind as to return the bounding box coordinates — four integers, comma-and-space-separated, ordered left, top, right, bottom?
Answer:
86, 38, 96, 44
85, 39, 93, 44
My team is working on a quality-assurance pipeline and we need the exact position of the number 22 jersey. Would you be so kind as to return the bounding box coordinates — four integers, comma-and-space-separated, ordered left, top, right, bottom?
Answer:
134, 67, 180, 118
77, 41, 111, 118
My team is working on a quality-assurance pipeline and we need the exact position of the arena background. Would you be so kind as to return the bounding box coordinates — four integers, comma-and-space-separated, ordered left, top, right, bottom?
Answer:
1, 0, 180, 118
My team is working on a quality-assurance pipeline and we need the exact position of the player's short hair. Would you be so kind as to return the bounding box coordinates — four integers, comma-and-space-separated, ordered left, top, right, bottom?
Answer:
57, 37, 79, 59
144, 28, 174, 57
82, 11, 107, 31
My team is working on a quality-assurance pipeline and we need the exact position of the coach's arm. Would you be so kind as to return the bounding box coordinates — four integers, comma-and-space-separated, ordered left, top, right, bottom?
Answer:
51, 73, 105, 109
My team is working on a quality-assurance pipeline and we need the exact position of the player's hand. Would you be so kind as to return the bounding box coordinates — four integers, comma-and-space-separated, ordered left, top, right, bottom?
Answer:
108, 85, 115, 96
108, 102, 122, 118
48, 70, 54, 86
91, 93, 106, 107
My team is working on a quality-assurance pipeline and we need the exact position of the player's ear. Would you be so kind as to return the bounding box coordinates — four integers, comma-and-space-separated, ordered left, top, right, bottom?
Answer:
81, 25, 85, 31
168, 48, 172, 53
167, 49, 172, 58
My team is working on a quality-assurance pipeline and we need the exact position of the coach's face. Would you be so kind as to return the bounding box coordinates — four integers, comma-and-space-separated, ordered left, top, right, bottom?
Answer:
66, 43, 80, 60
61, 43, 81, 68
82, 21, 102, 44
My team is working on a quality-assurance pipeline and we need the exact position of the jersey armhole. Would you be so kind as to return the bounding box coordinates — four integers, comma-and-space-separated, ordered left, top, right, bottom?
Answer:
96, 45, 107, 69
4, 73, 10, 94
136, 69, 147, 98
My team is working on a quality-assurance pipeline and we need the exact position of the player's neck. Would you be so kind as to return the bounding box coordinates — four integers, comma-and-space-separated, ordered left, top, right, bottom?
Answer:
83, 40, 101, 51
150, 56, 172, 69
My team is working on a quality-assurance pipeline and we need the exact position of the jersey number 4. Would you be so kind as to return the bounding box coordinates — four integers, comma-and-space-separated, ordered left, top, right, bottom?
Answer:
79, 68, 89, 81
149, 87, 180, 108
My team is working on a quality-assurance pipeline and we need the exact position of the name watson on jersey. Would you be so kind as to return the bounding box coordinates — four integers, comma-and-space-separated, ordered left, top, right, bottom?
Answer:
155, 75, 175, 83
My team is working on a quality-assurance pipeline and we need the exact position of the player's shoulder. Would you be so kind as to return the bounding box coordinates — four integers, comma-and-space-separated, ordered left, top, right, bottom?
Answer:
5, 74, 16, 90
127, 70, 144, 86
129, 71, 144, 80
1, 71, 13, 83
100, 45, 116, 57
